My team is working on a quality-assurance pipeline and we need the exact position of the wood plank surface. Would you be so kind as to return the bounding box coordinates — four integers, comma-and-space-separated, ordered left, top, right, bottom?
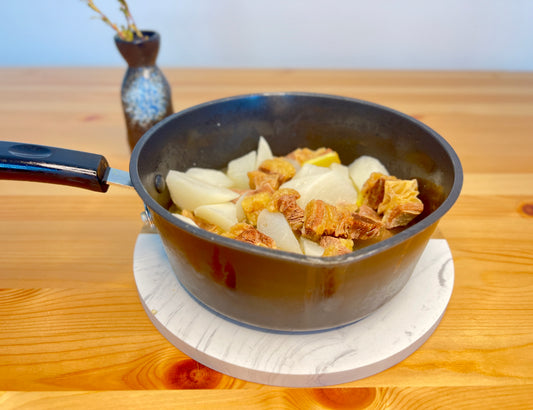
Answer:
0, 68, 532, 408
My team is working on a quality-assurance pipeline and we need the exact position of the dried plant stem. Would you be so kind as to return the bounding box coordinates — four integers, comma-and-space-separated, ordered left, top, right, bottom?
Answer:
85, 0, 146, 41
118, 0, 144, 39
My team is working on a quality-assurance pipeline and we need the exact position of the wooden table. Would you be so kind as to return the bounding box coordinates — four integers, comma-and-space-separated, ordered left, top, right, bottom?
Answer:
0, 68, 531, 408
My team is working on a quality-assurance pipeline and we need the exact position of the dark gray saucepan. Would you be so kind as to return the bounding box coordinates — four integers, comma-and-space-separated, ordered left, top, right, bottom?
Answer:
0, 92, 463, 331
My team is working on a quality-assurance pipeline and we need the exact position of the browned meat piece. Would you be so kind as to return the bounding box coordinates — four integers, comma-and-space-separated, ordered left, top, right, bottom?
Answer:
268, 188, 305, 231
259, 158, 296, 182
336, 203, 359, 215
332, 204, 382, 240
378, 179, 424, 228
248, 157, 296, 190
320, 236, 354, 256
286, 147, 333, 165
357, 204, 382, 222
223, 223, 277, 249
240, 189, 273, 226
347, 213, 383, 240
333, 203, 358, 238
302, 199, 338, 241
247, 170, 283, 190
361, 172, 398, 210
334, 212, 354, 239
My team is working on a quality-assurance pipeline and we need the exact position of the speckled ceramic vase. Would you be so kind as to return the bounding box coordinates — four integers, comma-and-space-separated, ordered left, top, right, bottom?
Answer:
115, 30, 173, 151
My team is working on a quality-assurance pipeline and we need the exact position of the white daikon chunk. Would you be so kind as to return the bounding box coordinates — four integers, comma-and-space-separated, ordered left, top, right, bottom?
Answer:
166, 170, 239, 211
255, 136, 274, 168
281, 168, 358, 209
329, 162, 350, 178
299, 237, 324, 257
292, 163, 330, 180
348, 155, 389, 191
185, 167, 234, 188
226, 150, 257, 189
234, 192, 249, 222
172, 213, 198, 227
194, 202, 238, 232
256, 210, 302, 254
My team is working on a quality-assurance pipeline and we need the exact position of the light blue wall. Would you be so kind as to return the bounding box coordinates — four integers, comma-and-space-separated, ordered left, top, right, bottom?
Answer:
2, 0, 532, 70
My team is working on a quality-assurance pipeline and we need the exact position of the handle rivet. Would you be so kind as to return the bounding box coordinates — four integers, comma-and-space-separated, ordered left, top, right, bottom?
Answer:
154, 174, 166, 193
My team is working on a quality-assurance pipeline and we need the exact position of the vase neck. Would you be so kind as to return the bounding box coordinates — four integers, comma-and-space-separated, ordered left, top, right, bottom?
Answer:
115, 30, 160, 67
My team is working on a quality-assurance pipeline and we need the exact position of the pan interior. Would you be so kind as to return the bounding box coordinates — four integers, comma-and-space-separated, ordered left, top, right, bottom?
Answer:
130, 92, 461, 255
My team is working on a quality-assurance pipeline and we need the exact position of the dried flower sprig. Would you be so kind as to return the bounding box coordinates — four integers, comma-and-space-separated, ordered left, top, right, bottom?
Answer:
85, 0, 145, 41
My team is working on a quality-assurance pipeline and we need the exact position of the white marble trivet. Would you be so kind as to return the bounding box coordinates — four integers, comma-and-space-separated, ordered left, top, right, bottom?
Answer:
133, 234, 454, 387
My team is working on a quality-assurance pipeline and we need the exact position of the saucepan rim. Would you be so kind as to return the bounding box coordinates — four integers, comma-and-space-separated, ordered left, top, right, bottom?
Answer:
130, 91, 463, 266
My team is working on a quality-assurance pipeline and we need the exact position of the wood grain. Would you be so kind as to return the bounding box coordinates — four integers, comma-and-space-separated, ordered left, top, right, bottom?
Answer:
0, 68, 532, 408
1, 387, 532, 409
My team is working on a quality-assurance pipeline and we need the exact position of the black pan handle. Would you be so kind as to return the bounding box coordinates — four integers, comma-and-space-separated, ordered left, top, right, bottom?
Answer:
0, 141, 110, 192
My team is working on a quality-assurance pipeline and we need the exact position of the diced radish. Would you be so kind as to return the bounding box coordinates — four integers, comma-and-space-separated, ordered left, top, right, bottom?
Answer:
348, 155, 389, 191
185, 167, 234, 188
235, 192, 249, 222
256, 136, 274, 168
166, 170, 239, 211
299, 237, 324, 257
256, 210, 302, 254
194, 202, 238, 232
172, 213, 198, 227
226, 150, 257, 189
281, 168, 358, 209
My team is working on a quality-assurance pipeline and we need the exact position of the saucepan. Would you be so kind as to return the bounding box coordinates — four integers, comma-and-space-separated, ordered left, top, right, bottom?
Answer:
0, 92, 463, 331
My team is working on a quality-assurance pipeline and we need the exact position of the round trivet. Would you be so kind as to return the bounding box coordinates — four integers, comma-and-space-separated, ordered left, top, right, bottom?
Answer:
133, 234, 454, 387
